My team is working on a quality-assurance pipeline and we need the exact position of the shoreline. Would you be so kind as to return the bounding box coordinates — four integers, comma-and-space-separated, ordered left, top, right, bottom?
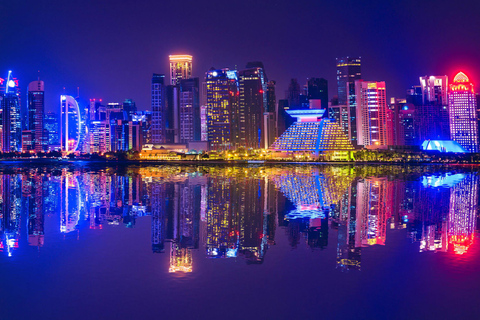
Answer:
0, 158, 476, 166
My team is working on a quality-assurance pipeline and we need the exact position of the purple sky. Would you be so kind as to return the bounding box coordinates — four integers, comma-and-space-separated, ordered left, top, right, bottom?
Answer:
1, 0, 479, 112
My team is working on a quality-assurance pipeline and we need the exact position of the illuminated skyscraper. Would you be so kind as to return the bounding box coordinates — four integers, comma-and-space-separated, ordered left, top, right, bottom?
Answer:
263, 80, 277, 148
237, 65, 267, 149
205, 68, 239, 150
122, 99, 136, 120
414, 76, 450, 142
420, 75, 448, 105
179, 78, 201, 142
44, 112, 59, 147
60, 95, 82, 152
86, 100, 109, 153
151, 73, 167, 144
448, 72, 478, 153
336, 57, 361, 145
27, 80, 45, 152
355, 80, 393, 147
0, 71, 22, 152
169, 55, 193, 86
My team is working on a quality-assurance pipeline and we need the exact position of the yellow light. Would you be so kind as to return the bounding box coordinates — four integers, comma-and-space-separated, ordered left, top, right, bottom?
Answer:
169, 55, 193, 61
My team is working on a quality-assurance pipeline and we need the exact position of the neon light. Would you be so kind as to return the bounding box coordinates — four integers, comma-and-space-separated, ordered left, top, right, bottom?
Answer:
453, 72, 469, 83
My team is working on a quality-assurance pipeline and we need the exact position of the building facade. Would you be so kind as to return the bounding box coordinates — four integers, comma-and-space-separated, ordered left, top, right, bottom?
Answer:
151, 74, 166, 144
27, 80, 45, 152
205, 68, 239, 150
448, 72, 478, 153
60, 95, 82, 152
336, 57, 361, 146
355, 80, 392, 147
169, 55, 193, 86
179, 78, 201, 143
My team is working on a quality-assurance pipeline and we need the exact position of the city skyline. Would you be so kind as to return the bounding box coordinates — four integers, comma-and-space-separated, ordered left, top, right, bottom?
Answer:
1, 0, 480, 112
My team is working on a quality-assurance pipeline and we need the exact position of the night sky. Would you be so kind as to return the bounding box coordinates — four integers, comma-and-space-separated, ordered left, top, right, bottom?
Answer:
1, 0, 479, 112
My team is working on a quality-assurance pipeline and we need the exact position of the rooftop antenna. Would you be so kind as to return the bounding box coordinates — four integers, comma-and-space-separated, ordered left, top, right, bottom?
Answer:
76, 87, 79, 99
37, 70, 40, 81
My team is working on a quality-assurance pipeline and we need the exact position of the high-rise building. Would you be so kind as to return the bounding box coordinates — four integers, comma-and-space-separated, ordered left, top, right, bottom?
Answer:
200, 105, 207, 141
264, 80, 277, 148
414, 76, 450, 143
169, 55, 193, 86
420, 75, 448, 106
179, 78, 201, 143
448, 72, 478, 153
329, 104, 349, 137
122, 99, 136, 120
27, 80, 45, 152
286, 79, 301, 109
1, 71, 22, 152
336, 57, 361, 145
355, 80, 393, 147
132, 111, 152, 145
86, 100, 109, 154
44, 112, 59, 147
60, 95, 82, 152
151, 74, 166, 144
237, 65, 267, 149
205, 68, 239, 150
336, 57, 361, 105
307, 78, 328, 115
389, 99, 416, 146
110, 120, 142, 152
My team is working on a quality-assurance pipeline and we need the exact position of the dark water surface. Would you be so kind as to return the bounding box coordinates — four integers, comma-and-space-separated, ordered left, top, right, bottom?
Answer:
1, 164, 480, 319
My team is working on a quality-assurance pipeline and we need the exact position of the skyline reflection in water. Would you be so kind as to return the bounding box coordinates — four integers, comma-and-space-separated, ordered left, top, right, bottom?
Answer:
0, 165, 478, 273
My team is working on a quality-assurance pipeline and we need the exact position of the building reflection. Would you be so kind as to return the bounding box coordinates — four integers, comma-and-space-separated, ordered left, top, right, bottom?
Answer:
0, 166, 477, 273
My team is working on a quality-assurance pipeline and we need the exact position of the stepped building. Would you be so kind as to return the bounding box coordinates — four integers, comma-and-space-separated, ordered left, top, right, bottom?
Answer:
270, 109, 354, 156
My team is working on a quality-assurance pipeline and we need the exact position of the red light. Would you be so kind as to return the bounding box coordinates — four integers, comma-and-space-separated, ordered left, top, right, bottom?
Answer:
259, 90, 263, 94
450, 72, 474, 93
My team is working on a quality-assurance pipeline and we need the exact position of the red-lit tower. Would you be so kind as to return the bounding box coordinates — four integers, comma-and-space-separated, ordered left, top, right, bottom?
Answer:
448, 72, 478, 152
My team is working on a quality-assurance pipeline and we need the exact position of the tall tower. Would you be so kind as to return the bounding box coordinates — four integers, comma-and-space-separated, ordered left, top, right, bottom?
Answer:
237, 64, 267, 149
355, 80, 392, 147
60, 95, 81, 152
205, 68, 239, 150
151, 74, 166, 144
169, 55, 193, 85
336, 57, 361, 146
27, 80, 45, 152
179, 78, 201, 142
448, 72, 478, 153
1, 71, 22, 152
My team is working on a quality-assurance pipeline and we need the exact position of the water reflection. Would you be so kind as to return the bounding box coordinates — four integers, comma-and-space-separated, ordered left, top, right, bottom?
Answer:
0, 166, 478, 273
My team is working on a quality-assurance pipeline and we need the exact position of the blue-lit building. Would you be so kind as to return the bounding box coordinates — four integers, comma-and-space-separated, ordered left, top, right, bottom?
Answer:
60, 95, 82, 152
421, 140, 466, 153
0, 71, 22, 152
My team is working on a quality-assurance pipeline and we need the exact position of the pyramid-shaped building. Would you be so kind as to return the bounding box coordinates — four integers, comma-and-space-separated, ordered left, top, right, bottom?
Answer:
270, 109, 354, 155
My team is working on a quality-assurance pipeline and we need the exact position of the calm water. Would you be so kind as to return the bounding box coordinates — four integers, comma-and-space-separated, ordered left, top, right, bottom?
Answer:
1, 164, 480, 319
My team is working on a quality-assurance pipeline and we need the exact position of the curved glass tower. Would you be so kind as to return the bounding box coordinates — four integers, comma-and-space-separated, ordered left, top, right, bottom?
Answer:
60, 95, 82, 152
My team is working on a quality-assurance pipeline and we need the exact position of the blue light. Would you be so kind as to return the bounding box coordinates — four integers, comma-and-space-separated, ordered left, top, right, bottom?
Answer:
421, 140, 467, 153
